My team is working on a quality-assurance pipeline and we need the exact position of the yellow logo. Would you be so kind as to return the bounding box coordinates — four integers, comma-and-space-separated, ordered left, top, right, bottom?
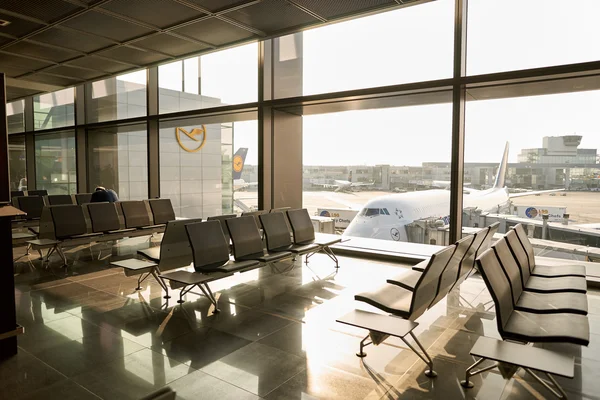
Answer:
233, 154, 244, 173
175, 126, 206, 153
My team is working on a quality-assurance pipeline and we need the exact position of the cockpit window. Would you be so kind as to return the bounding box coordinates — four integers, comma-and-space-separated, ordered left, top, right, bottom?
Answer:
365, 208, 380, 216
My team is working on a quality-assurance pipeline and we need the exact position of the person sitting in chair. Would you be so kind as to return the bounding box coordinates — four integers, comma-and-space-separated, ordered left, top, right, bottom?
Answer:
90, 186, 119, 203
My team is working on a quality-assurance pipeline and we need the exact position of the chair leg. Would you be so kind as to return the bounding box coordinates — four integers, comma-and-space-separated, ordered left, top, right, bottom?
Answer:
461, 357, 498, 388
356, 334, 372, 358
402, 331, 438, 378
151, 270, 170, 299
524, 368, 569, 399
136, 272, 151, 290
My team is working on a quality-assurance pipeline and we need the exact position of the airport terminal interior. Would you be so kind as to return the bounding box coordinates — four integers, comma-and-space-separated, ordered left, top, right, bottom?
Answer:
1, 0, 600, 399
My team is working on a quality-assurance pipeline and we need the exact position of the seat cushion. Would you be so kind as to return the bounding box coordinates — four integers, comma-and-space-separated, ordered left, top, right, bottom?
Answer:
258, 251, 292, 263
205, 259, 260, 273
504, 310, 590, 346
524, 276, 587, 294
387, 270, 422, 291
273, 243, 319, 254
532, 264, 586, 278
354, 284, 412, 319
516, 291, 588, 315
138, 247, 161, 262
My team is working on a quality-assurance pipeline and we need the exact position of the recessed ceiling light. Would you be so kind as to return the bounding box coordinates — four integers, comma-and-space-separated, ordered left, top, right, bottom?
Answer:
0, 19, 11, 27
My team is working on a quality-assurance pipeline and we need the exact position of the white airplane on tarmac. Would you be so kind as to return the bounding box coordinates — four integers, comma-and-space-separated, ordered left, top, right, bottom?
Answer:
343, 143, 563, 242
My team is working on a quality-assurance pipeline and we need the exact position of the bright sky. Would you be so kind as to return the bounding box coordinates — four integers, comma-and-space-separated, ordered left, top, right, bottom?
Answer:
110, 0, 600, 167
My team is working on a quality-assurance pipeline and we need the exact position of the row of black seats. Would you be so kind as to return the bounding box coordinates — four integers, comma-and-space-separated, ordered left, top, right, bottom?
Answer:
11, 190, 48, 198
12, 193, 94, 223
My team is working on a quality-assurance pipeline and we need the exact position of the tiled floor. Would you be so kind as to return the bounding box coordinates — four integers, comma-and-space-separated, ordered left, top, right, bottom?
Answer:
4, 237, 599, 399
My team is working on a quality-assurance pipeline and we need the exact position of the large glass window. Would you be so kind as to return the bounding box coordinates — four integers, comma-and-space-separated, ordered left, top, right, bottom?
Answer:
159, 113, 257, 218
467, 0, 600, 75
87, 123, 148, 201
35, 131, 76, 195
159, 43, 258, 114
8, 135, 26, 191
86, 70, 147, 123
300, 92, 453, 244
463, 77, 600, 264
273, 0, 454, 98
7, 100, 24, 134
33, 88, 74, 130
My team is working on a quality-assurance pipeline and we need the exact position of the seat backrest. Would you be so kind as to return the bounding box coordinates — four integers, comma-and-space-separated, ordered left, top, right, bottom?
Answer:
504, 229, 531, 286
50, 205, 88, 239
287, 209, 315, 244
155, 217, 203, 271
477, 221, 500, 256
226, 216, 264, 259
87, 202, 121, 233
409, 245, 456, 320
476, 248, 514, 334
513, 224, 535, 272
260, 212, 292, 251
185, 221, 230, 272
429, 235, 475, 309
271, 207, 291, 213
11, 191, 24, 198
75, 193, 93, 205
455, 226, 490, 284
16, 196, 45, 219
27, 190, 48, 197
492, 238, 524, 305
147, 198, 175, 225
47, 194, 74, 206
242, 210, 267, 230
207, 214, 237, 244
120, 200, 152, 228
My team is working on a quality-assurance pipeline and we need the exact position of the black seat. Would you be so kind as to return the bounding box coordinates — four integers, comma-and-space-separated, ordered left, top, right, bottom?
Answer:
476, 248, 589, 346
87, 202, 133, 234
357, 244, 457, 320
120, 201, 153, 229
494, 238, 586, 294
138, 217, 203, 265
47, 194, 74, 206
260, 212, 319, 254
50, 205, 99, 239
492, 238, 587, 315
226, 216, 292, 263
242, 210, 267, 230
147, 198, 175, 225
11, 191, 24, 198
75, 193, 93, 205
15, 196, 45, 220
27, 190, 48, 197
510, 225, 586, 278
207, 214, 237, 244
186, 221, 259, 273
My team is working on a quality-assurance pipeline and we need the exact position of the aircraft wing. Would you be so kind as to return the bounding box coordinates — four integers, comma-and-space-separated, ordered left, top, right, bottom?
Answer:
509, 188, 565, 198
351, 181, 374, 187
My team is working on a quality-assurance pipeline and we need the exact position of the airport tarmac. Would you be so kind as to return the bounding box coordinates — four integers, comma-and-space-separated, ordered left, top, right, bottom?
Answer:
236, 190, 600, 225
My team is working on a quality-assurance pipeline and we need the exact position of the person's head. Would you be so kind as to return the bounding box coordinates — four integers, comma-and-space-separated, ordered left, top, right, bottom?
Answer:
95, 186, 106, 191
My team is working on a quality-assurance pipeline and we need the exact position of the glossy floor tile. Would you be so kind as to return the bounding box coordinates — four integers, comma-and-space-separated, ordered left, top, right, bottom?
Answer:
3, 246, 599, 399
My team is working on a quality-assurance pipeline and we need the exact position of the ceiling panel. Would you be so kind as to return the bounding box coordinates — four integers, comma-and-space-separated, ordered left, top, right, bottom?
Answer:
0, 53, 54, 70
97, 45, 169, 65
182, 0, 258, 13
173, 17, 256, 46
24, 73, 83, 86
100, 0, 206, 29
0, 11, 44, 37
0, 0, 83, 23
0, 65, 34, 78
44, 65, 106, 81
7, 86, 40, 100
223, 0, 318, 33
30, 27, 114, 52
291, 0, 396, 19
4, 40, 81, 63
65, 56, 134, 74
61, 11, 155, 42
134, 33, 210, 57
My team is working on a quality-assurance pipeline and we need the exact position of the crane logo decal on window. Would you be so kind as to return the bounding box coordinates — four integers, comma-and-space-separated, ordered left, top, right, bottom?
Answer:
176, 126, 207, 153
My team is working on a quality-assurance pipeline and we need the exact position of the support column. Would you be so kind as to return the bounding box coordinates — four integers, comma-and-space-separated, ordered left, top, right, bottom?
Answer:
449, 0, 468, 243
147, 67, 160, 198
75, 85, 87, 193
24, 97, 35, 190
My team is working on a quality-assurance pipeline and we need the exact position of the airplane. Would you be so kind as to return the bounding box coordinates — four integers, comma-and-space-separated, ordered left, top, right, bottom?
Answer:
314, 171, 375, 192
232, 147, 258, 191
343, 143, 564, 242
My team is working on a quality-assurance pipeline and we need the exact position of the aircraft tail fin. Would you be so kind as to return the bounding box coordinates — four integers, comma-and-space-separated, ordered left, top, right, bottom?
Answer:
493, 142, 509, 189
232, 148, 248, 180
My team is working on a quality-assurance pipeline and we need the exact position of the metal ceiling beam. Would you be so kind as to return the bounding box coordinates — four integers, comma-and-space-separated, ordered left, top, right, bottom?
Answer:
5, 77, 63, 93
285, 0, 327, 22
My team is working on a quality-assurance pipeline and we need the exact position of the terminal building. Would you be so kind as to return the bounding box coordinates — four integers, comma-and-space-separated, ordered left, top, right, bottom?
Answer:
1, 1, 599, 399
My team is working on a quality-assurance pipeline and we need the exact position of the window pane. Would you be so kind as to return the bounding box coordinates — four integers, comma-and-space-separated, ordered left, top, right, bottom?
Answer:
87, 70, 147, 123
35, 131, 76, 195
463, 78, 600, 267
468, 0, 600, 75
8, 135, 26, 191
274, 0, 454, 98
7, 100, 24, 134
159, 114, 258, 218
302, 93, 452, 244
34, 88, 74, 130
159, 43, 258, 114
88, 124, 148, 201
